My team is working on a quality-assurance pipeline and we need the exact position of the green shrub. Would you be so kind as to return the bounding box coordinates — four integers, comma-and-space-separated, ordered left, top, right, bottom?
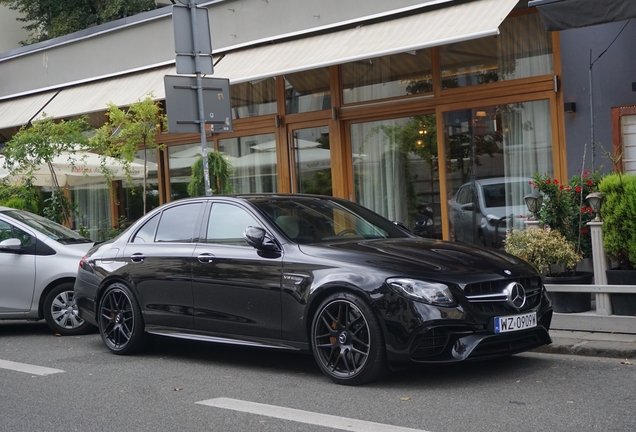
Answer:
598, 172, 636, 269
504, 227, 581, 274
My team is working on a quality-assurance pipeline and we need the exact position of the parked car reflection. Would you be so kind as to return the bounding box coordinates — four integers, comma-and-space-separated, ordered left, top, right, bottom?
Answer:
448, 177, 532, 248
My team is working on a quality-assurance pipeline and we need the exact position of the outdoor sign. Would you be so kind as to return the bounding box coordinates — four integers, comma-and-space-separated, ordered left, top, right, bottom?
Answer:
164, 75, 233, 134
172, 3, 214, 75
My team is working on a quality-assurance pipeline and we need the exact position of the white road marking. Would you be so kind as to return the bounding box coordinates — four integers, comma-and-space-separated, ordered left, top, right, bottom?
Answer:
197, 397, 432, 432
0, 359, 64, 376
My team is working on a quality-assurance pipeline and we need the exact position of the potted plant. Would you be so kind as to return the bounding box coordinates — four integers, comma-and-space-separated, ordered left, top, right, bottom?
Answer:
504, 227, 591, 312
598, 172, 636, 316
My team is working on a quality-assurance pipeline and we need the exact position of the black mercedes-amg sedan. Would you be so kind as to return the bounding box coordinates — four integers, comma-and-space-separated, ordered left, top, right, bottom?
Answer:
74, 194, 552, 385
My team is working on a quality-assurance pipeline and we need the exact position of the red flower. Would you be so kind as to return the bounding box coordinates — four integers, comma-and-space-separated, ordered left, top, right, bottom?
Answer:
547, 179, 552, 184
587, 180, 593, 186
575, 186, 582, 193
582, 228, 589, 235
554, 179, 559, 185
559, 185, 564, 190
581, 207, 587, 213
588, 207, 593, 213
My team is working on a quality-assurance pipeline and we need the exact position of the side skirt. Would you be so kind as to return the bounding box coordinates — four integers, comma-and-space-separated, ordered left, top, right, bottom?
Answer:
145, 326, 308, 352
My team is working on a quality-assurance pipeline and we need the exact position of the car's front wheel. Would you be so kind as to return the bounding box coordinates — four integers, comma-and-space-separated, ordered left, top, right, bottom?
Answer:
311, 292, 387, 385
98, 283, 145, 355
43, 282, 92, 336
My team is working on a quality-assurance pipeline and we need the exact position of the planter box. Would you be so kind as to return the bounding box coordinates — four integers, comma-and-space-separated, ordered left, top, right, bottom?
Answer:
606, 269, 636, 317
544, 271, 593, 313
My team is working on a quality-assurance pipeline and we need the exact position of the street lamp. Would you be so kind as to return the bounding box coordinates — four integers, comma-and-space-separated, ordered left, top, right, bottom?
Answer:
524, 191, 543, 221
586, 192, 604, 222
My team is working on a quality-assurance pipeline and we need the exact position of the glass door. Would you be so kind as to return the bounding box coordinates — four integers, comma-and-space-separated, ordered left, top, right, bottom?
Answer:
444, 101, 553, 248
288, 124, 332, 195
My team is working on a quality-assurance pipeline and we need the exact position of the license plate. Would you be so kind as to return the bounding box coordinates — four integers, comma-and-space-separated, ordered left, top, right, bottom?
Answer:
494, 312, 537, 334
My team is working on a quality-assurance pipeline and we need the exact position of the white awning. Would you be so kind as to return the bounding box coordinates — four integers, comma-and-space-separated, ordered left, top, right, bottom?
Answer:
0, 91, 58, 130
35, 65, 176, 120
0, 66, 176, 129
213, 0, 518, 84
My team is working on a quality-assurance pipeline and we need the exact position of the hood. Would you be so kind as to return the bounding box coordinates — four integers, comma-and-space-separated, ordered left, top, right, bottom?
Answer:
299, 238, 536, 284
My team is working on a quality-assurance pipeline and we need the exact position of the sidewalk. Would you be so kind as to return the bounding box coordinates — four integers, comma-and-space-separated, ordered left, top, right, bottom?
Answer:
532, 330, 636, 359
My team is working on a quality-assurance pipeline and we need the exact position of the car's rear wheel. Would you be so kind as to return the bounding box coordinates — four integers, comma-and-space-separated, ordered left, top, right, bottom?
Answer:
98, 283, 145, 355
43, 282, 92, 336
311, 292, 387, 385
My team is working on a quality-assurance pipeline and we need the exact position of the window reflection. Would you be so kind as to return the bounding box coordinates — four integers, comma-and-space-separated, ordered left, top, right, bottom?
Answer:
292, 126, 332, 196
350, 115, 440, 239
440, 13, 553, 89
444, 101, 553, 248
218, 133, 278, 193
342, 50, 433, 104
230, 77, 277, 119
285, 68, 331, 114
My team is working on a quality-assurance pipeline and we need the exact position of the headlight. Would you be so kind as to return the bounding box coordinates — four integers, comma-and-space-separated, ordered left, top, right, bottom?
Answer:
387, 278, 456, 307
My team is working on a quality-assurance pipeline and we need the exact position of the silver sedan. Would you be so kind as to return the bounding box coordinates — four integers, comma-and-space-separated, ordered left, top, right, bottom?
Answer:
0, 206, 95, 335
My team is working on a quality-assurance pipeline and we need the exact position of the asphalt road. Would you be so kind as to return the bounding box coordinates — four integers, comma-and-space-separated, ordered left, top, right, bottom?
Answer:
1, 320, 634, 432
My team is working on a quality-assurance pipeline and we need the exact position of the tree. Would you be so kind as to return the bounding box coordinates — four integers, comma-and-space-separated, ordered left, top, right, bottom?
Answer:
0, 0, 157, 45
2, 116, 92, 224
90, 95, 166, 215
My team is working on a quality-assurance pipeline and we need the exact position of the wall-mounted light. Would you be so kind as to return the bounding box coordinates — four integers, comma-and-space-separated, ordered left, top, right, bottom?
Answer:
564, 102, 576, 113
476, 110, 487, 117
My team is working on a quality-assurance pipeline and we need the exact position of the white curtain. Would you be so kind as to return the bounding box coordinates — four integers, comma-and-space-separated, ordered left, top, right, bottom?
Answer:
351, 119, 409, 223
72, 183, 111, 240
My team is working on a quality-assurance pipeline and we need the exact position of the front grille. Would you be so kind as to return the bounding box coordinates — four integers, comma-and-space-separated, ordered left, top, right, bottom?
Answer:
464, 276, 543, 313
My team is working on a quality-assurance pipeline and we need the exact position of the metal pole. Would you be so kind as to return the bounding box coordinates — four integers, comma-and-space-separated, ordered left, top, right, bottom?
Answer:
589, 49, 595, 170
189, 0, 211, 196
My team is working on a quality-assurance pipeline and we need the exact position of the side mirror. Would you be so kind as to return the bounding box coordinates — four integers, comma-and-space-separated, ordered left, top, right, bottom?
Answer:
244, 226, 280, 251
0, 238, 21, 251
461, 202, 475, 211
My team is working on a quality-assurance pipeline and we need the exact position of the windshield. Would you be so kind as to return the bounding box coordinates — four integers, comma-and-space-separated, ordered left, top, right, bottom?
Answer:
248, 196, 412, 244
2, 209, 92, 244
481, 181, 532, 209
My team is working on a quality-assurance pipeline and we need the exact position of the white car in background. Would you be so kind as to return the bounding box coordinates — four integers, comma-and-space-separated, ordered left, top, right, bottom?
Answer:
448, 177, 532, 248
0, 206, 95, 335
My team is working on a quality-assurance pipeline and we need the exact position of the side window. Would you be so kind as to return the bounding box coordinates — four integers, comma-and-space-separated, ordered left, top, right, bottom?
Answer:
131, 214, 160, 244
0, 220, 12, 242
0, 220, 32, 247
206, 203, 261, 246
155, 203, 204, 243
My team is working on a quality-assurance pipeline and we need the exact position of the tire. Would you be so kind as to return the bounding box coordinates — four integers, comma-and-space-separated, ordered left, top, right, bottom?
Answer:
98, 282, 146, 355
310, 292, 388, 386
43, 282, 93, 336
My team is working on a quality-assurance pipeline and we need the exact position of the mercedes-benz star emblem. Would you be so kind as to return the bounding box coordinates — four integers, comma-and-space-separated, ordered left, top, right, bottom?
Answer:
505, 282, 526, 309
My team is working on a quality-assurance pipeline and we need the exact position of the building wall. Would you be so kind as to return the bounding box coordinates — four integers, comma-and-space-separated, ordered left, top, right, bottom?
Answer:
0, 0, 451, 98
559, 20, 636, 176
0, 6, 29, 52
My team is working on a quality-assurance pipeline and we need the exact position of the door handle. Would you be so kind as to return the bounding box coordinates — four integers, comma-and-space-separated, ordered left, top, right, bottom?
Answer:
197, 253, 215, 263
130, 253, 145, 263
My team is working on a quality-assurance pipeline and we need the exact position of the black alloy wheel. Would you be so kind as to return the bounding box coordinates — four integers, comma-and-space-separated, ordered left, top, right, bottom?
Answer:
98, 283, 145, 355
43, 282, 92, 336
311, 292, 387, 385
